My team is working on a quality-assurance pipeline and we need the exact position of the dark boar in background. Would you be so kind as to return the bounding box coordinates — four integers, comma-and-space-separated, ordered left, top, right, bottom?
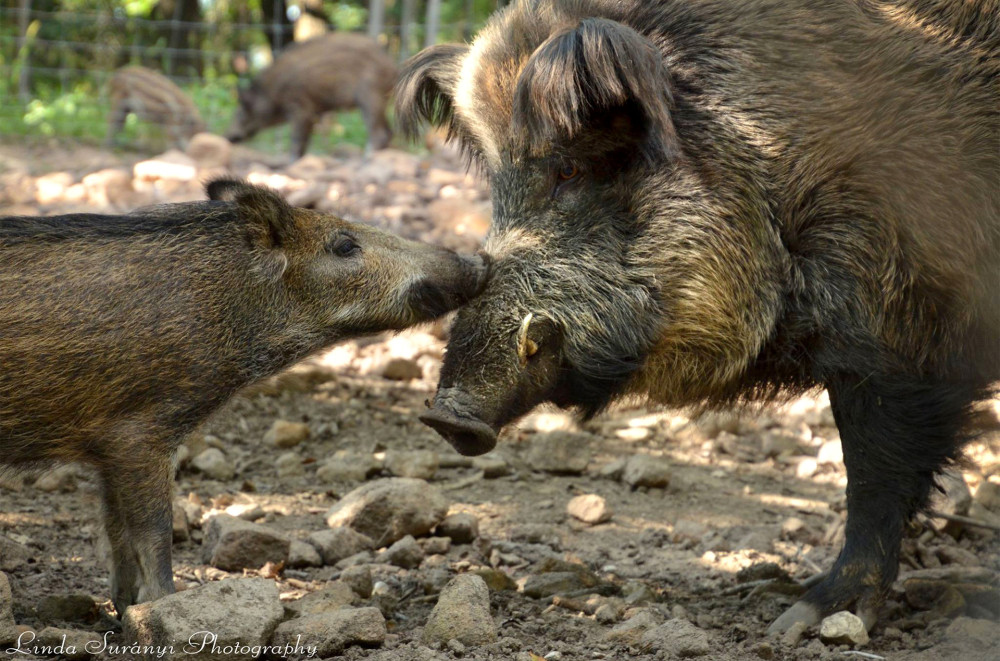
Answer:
106, 66, 206, 150
226, 33, 396, 158
398, 0, 1000, 634
0, 180, 486, 615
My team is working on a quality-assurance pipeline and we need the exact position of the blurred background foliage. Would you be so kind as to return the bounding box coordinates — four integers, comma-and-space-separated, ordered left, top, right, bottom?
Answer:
0, 1, 507, 153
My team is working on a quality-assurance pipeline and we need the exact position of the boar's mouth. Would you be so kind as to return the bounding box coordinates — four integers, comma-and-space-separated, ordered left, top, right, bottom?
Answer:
419, 388, 499, 456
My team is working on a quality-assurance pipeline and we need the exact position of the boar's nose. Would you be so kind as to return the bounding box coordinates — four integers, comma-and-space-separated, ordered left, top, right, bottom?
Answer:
420, 389, 498, 456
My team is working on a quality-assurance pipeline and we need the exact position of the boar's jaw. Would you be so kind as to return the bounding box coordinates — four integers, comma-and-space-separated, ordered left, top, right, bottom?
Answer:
420, 387, 499, 455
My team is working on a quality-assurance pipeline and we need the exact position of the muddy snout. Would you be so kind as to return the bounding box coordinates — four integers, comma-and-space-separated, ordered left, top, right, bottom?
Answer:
420, 388, 499, 456
406, 250, 490, 319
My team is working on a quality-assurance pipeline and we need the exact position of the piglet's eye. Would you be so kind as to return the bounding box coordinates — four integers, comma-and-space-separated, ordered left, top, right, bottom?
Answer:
331, 238, 360, 257
558, 164, 579, 181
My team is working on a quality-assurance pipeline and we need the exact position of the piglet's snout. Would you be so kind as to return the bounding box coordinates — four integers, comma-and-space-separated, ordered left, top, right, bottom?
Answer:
406, 250, 490, 319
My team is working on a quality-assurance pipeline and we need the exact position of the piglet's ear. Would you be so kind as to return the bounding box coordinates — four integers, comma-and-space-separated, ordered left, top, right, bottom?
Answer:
206, 177, 295, 251
513, 18, 676, 157
395, 43, 470, 139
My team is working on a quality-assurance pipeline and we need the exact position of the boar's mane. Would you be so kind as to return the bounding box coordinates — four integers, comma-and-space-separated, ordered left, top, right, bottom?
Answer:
511, 18, 677, 160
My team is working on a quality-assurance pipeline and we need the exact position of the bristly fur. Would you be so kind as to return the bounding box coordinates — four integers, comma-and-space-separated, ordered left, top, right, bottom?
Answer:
413, 0, 999, 632
512, 17, 677, 160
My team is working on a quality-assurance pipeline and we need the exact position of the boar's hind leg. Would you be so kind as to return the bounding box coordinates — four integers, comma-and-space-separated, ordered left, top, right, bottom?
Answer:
289, 111, 316, 160
100, 445, 176, 615
769, 374, 978, 634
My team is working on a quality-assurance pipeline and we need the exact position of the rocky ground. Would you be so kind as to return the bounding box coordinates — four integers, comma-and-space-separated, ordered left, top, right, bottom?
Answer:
1, 137, 999, 661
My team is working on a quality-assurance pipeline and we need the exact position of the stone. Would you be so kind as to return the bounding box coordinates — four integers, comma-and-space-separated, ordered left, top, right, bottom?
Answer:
186, 132, 231, 169
325, 478, 450, 546
275, 452, 305, 478
436, 513, 479, 544
122, 578, 283, 661
473, 568, 518, 592
816, 438, 844, 465
420, 536, 451, 555
974, 479, 1000, 512
81, 169, 134, 207
566, 494, 613, 524
271, 608, 386, 657
34, 172, 74, 205
472, 454, 511, 478
287, 540, 323, 568
381, 357, 423, 380
1, 572, 17, 645
191, 448, 234, 481
264, 420, 310, 448
522, 572, 589, 599
385, 450, 439, 480
0, 536, 32, 572
818, 611, 869, 646
34, 627, 102, 660
315, 452, 377, 484
526, 432, 593, 474
422, 575, 497, 647
639, 619, 711, 657
172, 502, 190, 542
133, 150, 197, 182
307, 527, 375, 566
202, 514, 290, 571
759, 429, 802, 458
944, 616, 1000, 649
340, 565, 374, 599
622, 455, 672, 489
284, 582, 357, 617
380, 535, 425, 569
604, 610, 660, 644
36, 594, 99, 625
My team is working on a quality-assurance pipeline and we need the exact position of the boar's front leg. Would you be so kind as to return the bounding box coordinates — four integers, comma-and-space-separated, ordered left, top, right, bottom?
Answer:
99, 436, 176, 616
289, 109, 316, 160
769, 373, 977, 633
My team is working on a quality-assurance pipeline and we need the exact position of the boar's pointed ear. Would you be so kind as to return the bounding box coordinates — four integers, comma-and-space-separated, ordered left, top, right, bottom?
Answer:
206, 177, 295, 251
513, 18, 676, 157
395, 43, 470, 139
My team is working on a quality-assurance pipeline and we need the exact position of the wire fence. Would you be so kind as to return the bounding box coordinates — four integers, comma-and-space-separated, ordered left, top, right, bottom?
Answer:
0, 1, 497, 154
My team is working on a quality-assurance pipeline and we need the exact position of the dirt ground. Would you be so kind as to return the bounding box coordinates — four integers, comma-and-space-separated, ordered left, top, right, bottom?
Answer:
1, 140, 998, 661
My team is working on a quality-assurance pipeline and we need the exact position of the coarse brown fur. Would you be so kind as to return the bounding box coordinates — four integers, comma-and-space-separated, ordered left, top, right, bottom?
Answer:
0, 180, 485, 614
398, 0, 999, 633
226, 32, 397, 158
106, 66, 206, 150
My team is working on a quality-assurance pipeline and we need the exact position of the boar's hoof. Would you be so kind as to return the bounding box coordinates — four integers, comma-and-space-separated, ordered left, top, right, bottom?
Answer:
420, 408, 497, 456
767, 600, 822, 635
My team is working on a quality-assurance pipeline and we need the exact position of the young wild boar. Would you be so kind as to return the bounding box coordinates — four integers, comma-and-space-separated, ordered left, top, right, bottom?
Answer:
106, 66, 206, 149
398, 0, 999, 634
225, 32, 397, 159
0, 179, 486, 615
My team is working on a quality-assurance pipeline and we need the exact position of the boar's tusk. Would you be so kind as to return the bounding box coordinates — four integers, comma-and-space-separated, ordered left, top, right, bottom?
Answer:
517, 312, 535, 366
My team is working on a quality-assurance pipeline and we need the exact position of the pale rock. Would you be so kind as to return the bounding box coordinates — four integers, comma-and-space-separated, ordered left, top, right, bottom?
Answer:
385, 450, 439, 480
202, 514, 289, 571
284, 582, 357, 617
186, 133, 231, 169
264, 420, 310, 448
307, 527, 374, 566
134, 150, 197, 182
567, 494, 613, 524
287, 540, 323, 568
422, 575, 497, 647
435, 513, 479, 544
622, 455, 672, 489
819, 611, 869, 646
191, 448, 234, 481
271, 607, 385, 657
122, 578, 283, 661
325, 478, 449, 545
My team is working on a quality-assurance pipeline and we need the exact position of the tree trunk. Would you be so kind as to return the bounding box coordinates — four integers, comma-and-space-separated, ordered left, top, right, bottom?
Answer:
17, 0, 31, 102
424, 0, 441, 49
368, 0, 385, 41
400, 0, 417, 61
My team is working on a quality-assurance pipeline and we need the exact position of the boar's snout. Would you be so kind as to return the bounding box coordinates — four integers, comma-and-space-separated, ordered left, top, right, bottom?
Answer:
420, 387, 499, 456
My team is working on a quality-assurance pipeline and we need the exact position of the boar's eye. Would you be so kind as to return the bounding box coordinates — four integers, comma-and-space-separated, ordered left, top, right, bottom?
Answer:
329, 236, 360, 258
558, 164, 579, 181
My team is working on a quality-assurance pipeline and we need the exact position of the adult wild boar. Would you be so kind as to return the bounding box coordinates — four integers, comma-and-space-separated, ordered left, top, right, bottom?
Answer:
226, 32, 396, 158
106, 66, 206, 150
0, 179, 486, 615
398, 0, 999, 634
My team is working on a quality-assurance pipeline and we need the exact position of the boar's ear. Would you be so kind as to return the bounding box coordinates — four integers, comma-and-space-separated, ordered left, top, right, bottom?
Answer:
513, 18, 676, 157
395, 43, 470, 139
206, 177, 295, 251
